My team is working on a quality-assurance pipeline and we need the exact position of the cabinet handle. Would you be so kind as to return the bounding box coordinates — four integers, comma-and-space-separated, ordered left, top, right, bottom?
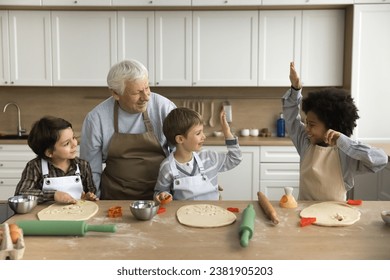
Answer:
0, 181, 3, 184
149, 1, 153, 4
11, 81, 14, 84
74, 1, 78, 3
0, 163, 3, 167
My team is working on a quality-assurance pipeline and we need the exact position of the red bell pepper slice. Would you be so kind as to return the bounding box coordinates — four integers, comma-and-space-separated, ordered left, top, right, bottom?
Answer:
157, 207, 166, 214
300, 217, 316, 227
227, 207, 239, 213
347, 199, 362, 205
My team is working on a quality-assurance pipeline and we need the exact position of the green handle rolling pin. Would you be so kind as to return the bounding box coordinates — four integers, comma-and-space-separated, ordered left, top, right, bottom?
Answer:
239, 204, 256, 247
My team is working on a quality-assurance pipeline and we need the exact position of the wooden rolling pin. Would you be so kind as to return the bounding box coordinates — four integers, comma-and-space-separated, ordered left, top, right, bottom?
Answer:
257, 191, 279, 225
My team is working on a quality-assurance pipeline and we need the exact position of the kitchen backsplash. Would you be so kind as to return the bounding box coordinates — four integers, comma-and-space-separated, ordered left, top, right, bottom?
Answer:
0, 86, 312, 137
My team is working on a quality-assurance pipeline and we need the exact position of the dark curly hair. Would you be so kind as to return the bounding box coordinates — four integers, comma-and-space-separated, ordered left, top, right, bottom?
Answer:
302, 88, 359, 137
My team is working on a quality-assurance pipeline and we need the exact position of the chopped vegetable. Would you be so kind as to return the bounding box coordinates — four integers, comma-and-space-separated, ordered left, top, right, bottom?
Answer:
300, 217, 316, 227
347, 199, 362, 205
107, 206, 122, 218
157, 207, 166, 214
227, 207, 239, 213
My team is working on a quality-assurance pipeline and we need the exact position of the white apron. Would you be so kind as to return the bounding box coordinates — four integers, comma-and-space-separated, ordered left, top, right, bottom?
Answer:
299, 145, 346, 201
41, 158, 84, 200
169, 152, 218, 200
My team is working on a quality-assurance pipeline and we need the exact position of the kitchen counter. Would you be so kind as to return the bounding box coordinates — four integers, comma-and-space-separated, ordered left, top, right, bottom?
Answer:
4, 200, 390, 260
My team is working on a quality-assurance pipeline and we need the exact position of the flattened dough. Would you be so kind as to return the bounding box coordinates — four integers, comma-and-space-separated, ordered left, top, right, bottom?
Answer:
176, 204, 236, 228
37, 200, 98, 221
300, 202, 361, 227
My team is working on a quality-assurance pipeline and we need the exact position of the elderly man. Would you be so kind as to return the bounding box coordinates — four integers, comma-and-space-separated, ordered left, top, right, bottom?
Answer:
80, 59, 176, 199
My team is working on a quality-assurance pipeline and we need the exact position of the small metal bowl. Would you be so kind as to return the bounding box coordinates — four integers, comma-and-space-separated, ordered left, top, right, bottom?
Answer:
8, 195, 38, 214
130, 200, 159, 221
381, 210, 390, 225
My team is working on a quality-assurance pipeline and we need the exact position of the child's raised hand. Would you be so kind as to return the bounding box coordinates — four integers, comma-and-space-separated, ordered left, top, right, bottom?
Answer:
324, 129, 341, 146
220, 108, 234, 139
54, 191, 77, 204
289, 62, 302, 90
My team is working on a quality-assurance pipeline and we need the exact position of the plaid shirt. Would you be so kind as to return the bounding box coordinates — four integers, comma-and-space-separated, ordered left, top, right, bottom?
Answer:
14, 157, 96, 203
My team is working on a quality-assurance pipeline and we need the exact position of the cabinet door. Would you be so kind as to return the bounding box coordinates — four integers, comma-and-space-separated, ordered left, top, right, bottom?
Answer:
193, 11, 258, 86
155, 11, 192, 86
52, 11, 117, 86
260, 146, 300, 163
301, 10, 345, 86
0, 11, 10, 85
263, 0, 353, 4
259, 180, 299, 201
258, 11, 301, 86
118, 11, 155, 84
42, 0, 111, 6
207, 146, 259, 201
351, 5, 390, 142
378, 163, 390, 200
113, 0, 191, 6
3, 11, 52, 86
0, 0, 42, 5
192, 0, 261, 5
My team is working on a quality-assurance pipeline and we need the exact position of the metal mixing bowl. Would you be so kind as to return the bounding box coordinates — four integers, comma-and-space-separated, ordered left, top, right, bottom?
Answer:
130, 200, 159, 220
8, 195, 38, 214
381, 210, 390, 225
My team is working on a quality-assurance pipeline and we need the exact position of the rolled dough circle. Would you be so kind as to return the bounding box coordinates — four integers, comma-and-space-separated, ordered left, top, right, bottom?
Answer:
176, 204, 237, 228
37, 200, 99, 221
300, 201, 361, 227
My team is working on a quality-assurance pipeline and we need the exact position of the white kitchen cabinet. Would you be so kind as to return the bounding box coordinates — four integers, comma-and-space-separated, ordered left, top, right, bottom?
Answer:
263, 0, 353, 4
42, 0, 111, 6
51, 11, 117, 86
0, 0, 41, 5
351, 4, 390, 142
354, 162, 390, 201
117, 11, 155, 84
192, 0, 261, 5
300, 9, 345, 87
258, 11, 301, 86
155, 11, 192, 86
354, 0, 390, 3
259, 146, 300, 201
206, 146, 259, 201
193, 11, 258, 86
0, 10, 52, 86
0, 145, 35, 201
113, 0, 191, 6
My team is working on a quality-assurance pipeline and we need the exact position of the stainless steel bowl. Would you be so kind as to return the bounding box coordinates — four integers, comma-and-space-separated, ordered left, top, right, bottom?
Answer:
130, 200, 159, 220
8, 195, 38, 214
381, 210, 390, 225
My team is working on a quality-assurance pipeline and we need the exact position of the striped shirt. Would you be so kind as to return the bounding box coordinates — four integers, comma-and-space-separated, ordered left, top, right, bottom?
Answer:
14, 157, 96, 203
154, 138, 242, 199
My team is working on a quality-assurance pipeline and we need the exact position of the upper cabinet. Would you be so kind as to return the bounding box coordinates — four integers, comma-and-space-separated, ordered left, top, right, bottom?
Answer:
155, 11, 192, 86
113, 0, 191, 6
117, 11, 155, 84
351, 4, 390, 142
263, 0, 353, 4
192, 0, 261, 6
258, 11, 302, 86
0, 10, 52, 86
300, 9, 345, 86
193, 11, 258, 86
259, 9, 344, 87
51, 11, 117, 86
42, 0, 112, 6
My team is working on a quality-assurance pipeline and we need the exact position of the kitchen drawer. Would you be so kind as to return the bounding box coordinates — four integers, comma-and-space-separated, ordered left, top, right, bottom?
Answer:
0, 168, 25, 179
0, 161, 30, 169
260, 163, 299, 180
260, 146, 299, 163
0, 185, 17, 200
259, 180, 299, 201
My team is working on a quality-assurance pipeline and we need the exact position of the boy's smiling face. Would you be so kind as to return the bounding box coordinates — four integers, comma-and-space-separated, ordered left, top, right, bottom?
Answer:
179, 124, 206, 153
305, 111, 328, 145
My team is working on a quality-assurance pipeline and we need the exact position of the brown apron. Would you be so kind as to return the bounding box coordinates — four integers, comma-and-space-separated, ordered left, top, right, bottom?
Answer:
299, 145, 346, 201
100, 102, 166, 200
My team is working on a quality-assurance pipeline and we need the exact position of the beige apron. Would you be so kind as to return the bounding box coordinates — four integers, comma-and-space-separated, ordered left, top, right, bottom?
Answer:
100, 102, 166, 200
299, 145, 346, 201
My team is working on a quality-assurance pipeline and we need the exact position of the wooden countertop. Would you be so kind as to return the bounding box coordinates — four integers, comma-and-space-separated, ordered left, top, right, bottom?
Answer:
4, 200, 390, 260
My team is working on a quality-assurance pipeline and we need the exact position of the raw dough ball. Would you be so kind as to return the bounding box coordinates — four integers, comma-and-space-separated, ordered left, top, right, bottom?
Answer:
300, 201, 361, 227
